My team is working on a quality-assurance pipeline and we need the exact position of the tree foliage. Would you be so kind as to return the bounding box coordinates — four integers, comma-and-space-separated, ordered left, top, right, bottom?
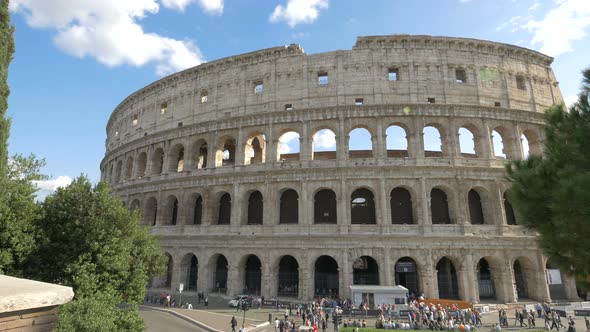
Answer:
506, 68, 590, 275
29, 176, 166, 331
0, 0, 14, 176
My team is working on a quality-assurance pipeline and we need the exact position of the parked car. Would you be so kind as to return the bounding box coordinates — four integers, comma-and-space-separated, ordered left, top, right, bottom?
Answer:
228, 295, 248, 308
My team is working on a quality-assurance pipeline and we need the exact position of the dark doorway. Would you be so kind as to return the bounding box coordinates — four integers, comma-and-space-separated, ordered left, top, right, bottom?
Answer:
395, 257, 419, 295
218, 193, 231, 225
504, 193, 517, 225
193, 196, 202, 225
244, 255, 262, 295
351, 189, 376, 224
247, 191, 263, 225
431, 188, 451, 224
314, 255, 339, 297
477, 258, 495, 299
468, 190, 484, 224
353, 256, 379, 285
214, 255, 228, 293
314, 189, 337, 224
513, 259, 528, 299
437, 257, 459, 299
187, 255, 198, 291
391, 188, 414, 224
279, 189, 299, 224
278, 256, 299, 297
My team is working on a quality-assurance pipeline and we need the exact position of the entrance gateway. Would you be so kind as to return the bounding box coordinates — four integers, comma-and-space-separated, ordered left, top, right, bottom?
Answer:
349, 285, 409, 308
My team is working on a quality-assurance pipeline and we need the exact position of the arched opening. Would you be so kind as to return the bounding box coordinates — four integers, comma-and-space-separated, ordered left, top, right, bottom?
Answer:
491, 127, 512, 159
546, 258, 566, 300
431, 188, 451, 224
436, 257, 459, 299
244, 255, 262, 295
348, 127, 373, 159
386, 125, 409, 157
144, 197, 158, 226
521, 129, 542, 157
247, 191, 263, 225
124, 157, 133, 180
165, 253, 173, 289
513, 259, 528, 299
218, 193, 231, 225
314, 189, 337, 224
151, 148, 165, 175
521, 134, 530, 159
115, 160, 122, 183
350, 188, 376, 224
458, 127, 477, 157
136, 152, 147, 178
278, 255, 299, 297
353, 256, 379, 285
312, 129, 336, 160
245, 134, 265, 165
213, 254, 228, 293
395, 257, 420, 295
129, 199, 140, 214
166, 196, 178, 226
192, 196, 202, 225
192, 140, 208, 169
277, 131, 300, 161
216, 137, 236, 167
390, 188, 413, 224
314, 255, 339, 297
468, 189, 485, 225
169, 144, 185, 172
181, 254, 198, 292
423, 126, 443, 157
477, 258, 496, 300
279, 189, 298, 224
504, 192, 517, 225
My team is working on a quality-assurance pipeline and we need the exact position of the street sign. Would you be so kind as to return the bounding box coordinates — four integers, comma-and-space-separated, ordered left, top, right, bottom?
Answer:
179, 283, 184, 293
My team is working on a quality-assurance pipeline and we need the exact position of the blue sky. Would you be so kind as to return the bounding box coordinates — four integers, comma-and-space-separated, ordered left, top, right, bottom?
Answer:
6, 0, 590, 199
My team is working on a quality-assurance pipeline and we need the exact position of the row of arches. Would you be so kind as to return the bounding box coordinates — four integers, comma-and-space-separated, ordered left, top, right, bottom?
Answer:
105, 124, 541, 183
132, 186, 517, 226
156, 252, 550, 302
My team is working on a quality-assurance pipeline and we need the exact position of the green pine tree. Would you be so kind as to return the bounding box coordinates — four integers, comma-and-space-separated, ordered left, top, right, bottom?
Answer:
0, 0, 14, 176
506, 68, 590, 275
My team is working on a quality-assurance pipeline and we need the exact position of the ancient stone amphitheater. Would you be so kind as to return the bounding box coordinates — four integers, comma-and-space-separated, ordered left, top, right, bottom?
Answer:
101, 35, 579, 304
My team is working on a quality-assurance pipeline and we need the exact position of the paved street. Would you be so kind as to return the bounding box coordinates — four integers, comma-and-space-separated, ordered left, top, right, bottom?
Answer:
140, 307, 206, 332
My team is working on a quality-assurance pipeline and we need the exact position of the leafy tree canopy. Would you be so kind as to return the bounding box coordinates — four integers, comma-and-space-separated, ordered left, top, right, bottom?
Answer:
506, 68, 590, 275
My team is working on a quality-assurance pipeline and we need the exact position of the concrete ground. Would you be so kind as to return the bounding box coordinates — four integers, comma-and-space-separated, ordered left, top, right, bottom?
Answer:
140, 306, 206, 332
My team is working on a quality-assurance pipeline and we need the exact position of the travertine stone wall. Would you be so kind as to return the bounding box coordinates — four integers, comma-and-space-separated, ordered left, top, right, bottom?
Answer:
101, 35, 577, 304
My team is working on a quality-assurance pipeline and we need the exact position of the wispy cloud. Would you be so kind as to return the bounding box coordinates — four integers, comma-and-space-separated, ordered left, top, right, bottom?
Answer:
33, 175, 72, 202
161, 0, 223, 15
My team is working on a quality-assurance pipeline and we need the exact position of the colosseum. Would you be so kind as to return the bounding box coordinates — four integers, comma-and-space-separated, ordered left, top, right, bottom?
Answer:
101, 35, 579, 305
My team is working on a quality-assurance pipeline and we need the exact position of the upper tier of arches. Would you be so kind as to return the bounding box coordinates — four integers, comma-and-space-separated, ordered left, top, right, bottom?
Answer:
105, 35, 559, 151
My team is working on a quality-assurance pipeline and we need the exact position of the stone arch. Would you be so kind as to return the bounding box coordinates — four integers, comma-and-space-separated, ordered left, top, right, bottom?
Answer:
353, 256, 380, 285
279, 188, 299, 224
144, 196, 158, 226
431, 187, 451, 224
436, 256, 459, 299
114, 160, 123, 183
521, 129, 542, 158
395, 257, 420, 294
160, 252, 173, 289
244, 132, 266, 165
278, 255, 299, 297
164, 195, 179, 226
191, 139, 208, 169
188, 193, 203, 225
390, 187, 414, 224
348, 127, 373, 159
504, 192, 517, 225
168, 143, 185, 172
468, 189, 485, 225
277, 130, 300, 162
350, 187, 376, 224
136, 152, 147, 178
129, 199, 140, 214
217, 192, 231, 225
216, 136, 236, 167
150, 147, 165, 175
491, 126, 515, 159
314, 255, 339, 297
386, 124, 409, 158
423, 124, 445, 157
208, 254, 228, 293
546, 257, 567, 300
314, 188, 337, 224
477, 258, 496, 300
312, 128, 337, 160
247, 190, 263, 225
513, 257, 536, 301
241, 254, 262, 295
180, 253, 198, 292
458, 124, 479, 157
124, 156, 133, 180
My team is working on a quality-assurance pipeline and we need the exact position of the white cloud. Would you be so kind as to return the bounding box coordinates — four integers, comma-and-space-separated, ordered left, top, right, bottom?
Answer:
278, 131, 300, 154
313, 129, 336, 149
529, 0, 540, 11
270, 0, 328, 28
522, 0, 590, 57
161, 0, 223, 14
496, 15, 522, 31
33, 175, 72, 202
564, 95, 578, 108
10, 0, 205, 75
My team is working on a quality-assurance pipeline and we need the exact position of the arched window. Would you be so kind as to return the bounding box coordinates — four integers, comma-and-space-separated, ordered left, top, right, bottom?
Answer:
391, 188, 413, 224
313, 129, 336, 160
216, 138, 236, 167
193, 196, 202, 225
181, 254, 198, 292
477, 258, 496, 299
350, 188, 376, 224
491, 129, 506, 158
348, 128, 373, 159
277, 131, 300, 161
395, 257, 419, 294
468, 189, 484, 225
458, 127, 477, 157
151, 148, 164, 175
353, 256, 379, 285
144, 197, 158, 226
521, 129, 542, 158
280, 189, 299, 224
245, 134, 265, 165
278, 256, 299, 297
314, 256, 339, 297
165, 254, 173, 288
504, 193, 517, 225
437, 257, 459, 299
115, 160, 122, 183
247, 191, 263, 225
124, 157, 133, 180
244, 255, 262, 296
168, 144, 185, 172
136, 152, 147, 178
314, 189, 337, 224
424, 126, 443, 157
192, 140, 208, 169
386, 125, 409, 157
168, 197, 178, 226
218, 193, 231, 225
431, 188, 451, 224
213, 254, 228, 293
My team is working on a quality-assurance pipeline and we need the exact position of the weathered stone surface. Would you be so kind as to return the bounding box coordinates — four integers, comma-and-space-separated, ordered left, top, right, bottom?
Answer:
0, 275, 73, 314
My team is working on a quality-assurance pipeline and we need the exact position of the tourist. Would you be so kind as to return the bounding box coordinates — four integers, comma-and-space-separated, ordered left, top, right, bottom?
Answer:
275, 317, 280, 332
535, 303, 543, 318
231, 316, 237, 332
567, 316, 575, 332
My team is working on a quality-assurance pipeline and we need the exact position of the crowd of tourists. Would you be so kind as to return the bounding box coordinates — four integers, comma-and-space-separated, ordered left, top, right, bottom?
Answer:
495, 302, 582, 332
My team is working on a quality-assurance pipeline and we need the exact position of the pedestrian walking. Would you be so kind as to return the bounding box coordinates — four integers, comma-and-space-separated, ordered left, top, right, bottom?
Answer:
231, 316, 237, 332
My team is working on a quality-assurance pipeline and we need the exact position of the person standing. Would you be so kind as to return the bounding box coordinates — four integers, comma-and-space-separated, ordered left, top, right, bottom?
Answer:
231, 316, 237, 332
